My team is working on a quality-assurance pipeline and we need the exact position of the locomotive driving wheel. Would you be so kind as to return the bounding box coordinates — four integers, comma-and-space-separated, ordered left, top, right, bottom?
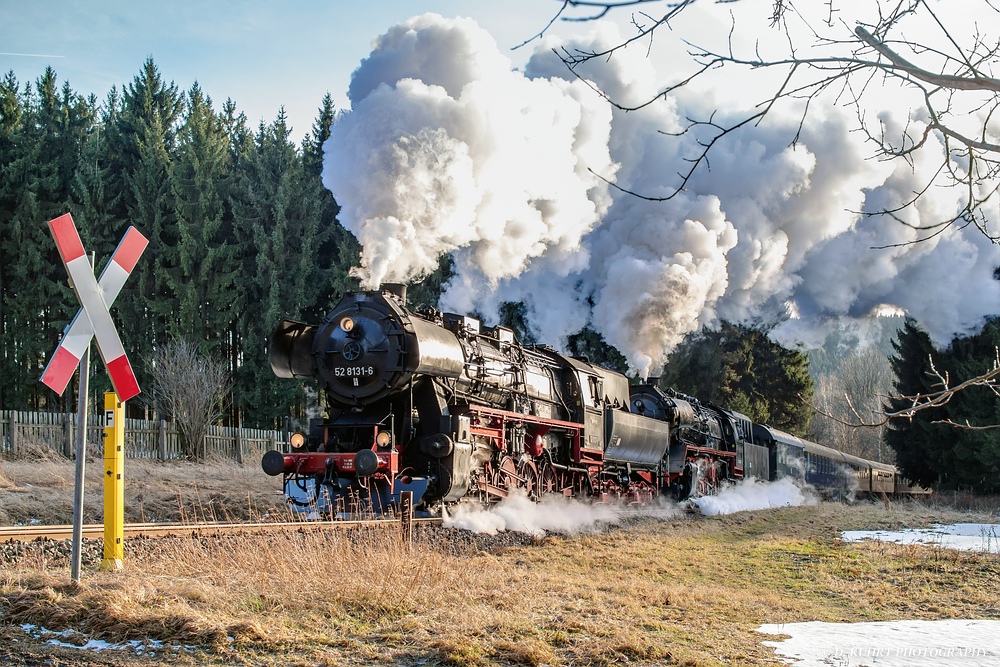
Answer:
495, 456, 519, 494
518, 459, 539, 500
476, 457, 521, 501
538, 462, 558, 497
693, 459, 718, 497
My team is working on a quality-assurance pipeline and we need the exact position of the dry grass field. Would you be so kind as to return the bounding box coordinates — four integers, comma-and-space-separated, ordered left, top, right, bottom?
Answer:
1, 457, 999, 666
0, 449, 288, 526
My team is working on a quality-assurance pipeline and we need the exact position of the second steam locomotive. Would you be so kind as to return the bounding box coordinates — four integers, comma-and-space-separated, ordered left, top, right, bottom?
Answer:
262, 285, 924, 515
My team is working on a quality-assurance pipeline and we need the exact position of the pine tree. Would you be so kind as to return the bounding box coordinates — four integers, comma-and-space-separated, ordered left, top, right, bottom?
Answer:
170, 82, 239, 350
219, 98, 253, 421
926, 319, 1000, 492
403, 254, 451, 311
884, 320, 948, 487
230, 111, 312, 426
565, 327, 629, 374
0, 71, 26, 409
0, 69, 95, 409
300, 93, 355, 322
101, 59, 183, 396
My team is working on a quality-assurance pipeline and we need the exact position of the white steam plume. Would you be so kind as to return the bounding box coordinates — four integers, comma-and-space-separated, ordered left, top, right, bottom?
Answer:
323, 14, 615, 290
692, 477, 818, 516
443, 491, 620, 536
441, 478, 812, 533
323, 15, 1000, 374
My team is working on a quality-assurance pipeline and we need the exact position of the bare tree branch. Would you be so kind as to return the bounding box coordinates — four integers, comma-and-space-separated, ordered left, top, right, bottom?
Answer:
808, 348, 1000, 431
854, 25, 1000, 93
541, 0, 1000, 243
147, 339, 233, 460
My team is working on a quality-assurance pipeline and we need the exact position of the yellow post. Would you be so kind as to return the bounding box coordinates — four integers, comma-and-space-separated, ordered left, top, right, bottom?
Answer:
100, 392, 124, 571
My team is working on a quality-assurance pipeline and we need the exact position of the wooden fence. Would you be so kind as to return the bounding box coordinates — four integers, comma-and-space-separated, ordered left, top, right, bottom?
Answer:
0, 410, 286, 462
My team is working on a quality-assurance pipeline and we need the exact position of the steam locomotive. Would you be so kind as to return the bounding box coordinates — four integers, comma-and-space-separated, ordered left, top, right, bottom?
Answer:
261, 285, 927, 516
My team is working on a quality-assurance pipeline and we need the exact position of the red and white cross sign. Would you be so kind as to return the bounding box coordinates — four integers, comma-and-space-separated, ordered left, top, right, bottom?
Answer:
40, 214, 148, 401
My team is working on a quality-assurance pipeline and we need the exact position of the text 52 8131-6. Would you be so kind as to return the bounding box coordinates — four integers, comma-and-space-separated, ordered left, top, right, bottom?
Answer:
334, 366, 375, 378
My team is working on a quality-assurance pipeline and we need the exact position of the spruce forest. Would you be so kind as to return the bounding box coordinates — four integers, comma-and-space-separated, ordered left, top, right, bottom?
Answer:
885, 319, 1000, 493
3, 59, 1000, 492
0, 59, 360, 426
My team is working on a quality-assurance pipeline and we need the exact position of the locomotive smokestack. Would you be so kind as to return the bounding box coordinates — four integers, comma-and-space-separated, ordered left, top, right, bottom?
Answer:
382, 283, 407, 304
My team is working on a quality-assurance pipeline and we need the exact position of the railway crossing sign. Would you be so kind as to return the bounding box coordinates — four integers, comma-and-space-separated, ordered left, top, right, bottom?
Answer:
40, 214, 148, 401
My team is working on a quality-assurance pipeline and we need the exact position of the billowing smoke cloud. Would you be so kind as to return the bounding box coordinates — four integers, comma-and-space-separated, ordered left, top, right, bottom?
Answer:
323, 14, 615, 290
324, 15, 1000, 374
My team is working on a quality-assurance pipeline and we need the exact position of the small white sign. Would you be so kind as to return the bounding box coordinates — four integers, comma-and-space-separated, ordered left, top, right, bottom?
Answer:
105, 410, 114, 428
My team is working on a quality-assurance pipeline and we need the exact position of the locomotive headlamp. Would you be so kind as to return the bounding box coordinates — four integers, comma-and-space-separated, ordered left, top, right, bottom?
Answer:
290, 432, 306, 449
339, 316, 355, 333
375, 430, 392, 447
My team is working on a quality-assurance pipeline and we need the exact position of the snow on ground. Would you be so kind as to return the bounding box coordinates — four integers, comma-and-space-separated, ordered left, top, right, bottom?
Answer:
759, 619, 1000, 666
841, 524, 1000, 553
18, 624, 172, 655
767, 525, 1000, 664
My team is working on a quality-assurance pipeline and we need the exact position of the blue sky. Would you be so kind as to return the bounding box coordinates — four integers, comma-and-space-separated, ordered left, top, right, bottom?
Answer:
0, 1, 576, 142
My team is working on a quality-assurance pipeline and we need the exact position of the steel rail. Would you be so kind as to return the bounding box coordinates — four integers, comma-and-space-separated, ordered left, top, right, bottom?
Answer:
0, 517, 443, 543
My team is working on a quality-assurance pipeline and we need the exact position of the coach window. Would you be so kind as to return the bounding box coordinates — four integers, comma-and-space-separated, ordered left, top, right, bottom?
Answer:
590, 376, 603, 407
577, 372, 594, 407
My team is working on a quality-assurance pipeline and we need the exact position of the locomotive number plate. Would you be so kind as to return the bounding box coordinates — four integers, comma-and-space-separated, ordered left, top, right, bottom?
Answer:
334, 366, 376, 378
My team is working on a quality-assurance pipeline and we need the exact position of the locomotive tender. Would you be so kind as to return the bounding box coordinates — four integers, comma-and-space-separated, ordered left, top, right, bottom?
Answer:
261, 285, 927, 515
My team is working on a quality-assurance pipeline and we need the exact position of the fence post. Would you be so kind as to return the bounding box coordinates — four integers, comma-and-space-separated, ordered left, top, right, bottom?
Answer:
158, 419, 167, 460
10, 412, 18, 456
63, 412, 73, 458
234, 426, 244, 464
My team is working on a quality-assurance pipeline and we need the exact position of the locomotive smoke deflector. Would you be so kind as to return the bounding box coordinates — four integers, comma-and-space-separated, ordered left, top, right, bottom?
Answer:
270, 320, 316, 379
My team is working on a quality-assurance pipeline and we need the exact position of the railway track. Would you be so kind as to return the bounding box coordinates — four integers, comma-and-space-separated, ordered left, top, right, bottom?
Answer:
0, 517, 443, 543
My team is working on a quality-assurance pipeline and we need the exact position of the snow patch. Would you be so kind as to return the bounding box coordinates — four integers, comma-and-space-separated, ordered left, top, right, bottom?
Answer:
759, 619, 1000, 666
841, 523, 1000, 553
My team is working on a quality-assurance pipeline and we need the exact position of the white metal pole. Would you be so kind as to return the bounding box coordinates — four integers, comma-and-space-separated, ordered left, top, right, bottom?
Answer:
70, 252, 94, 584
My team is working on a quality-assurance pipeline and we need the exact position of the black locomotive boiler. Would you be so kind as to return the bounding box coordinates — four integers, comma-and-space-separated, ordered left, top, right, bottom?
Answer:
260, 285, 761, 515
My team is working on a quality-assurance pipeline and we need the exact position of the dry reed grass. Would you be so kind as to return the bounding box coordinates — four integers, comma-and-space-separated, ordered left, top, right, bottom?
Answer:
2, 469, 999, 666
0, 458, 287, 526
0, 465, 13, 490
